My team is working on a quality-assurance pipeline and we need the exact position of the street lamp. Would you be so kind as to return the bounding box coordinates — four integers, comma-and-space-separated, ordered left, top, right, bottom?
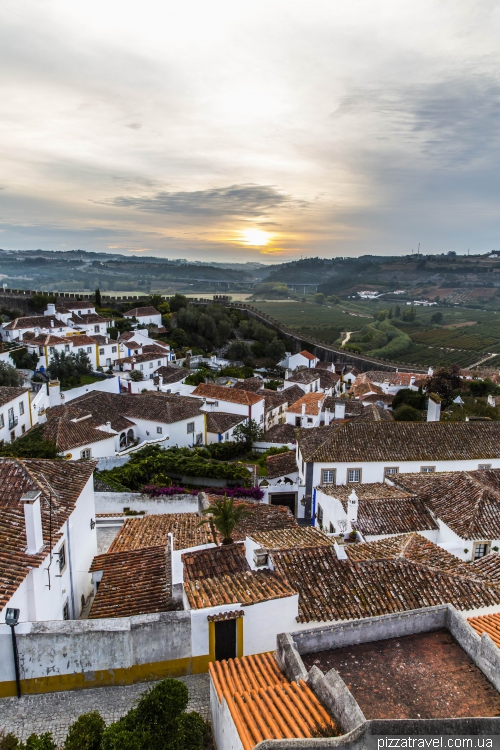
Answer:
5, 608, 21, 698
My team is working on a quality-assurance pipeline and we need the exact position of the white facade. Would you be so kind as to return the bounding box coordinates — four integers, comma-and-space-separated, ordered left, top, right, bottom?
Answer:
125, 412, 206, 449
60, 434, 117, 461
0, 389, 31, 444
206, 420, 245, 445
1, 474, 97, 623
279, 351, 319, 370
124, 310, 162, 327
199, 396, 265, 427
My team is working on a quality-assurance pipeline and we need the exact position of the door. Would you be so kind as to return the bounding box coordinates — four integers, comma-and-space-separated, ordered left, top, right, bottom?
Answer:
269, 492, 296, 515
215, 619, 237, 661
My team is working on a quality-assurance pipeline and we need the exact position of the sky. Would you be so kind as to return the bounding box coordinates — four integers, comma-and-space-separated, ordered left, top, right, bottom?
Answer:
1, 0, 500, 263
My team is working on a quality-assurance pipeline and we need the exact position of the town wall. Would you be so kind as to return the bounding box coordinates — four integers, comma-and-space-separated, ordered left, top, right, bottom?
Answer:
0, 611, 201, 698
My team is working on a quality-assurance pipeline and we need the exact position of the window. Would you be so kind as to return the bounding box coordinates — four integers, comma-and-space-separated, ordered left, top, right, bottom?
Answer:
140, 364, 144, 371
329, 522, 335, 533
65, 345, 70, 352
112, 346, 117, 353
0, 414, 3, 428
421, 466, 436, 473
49, 347, 54, 355
196, 433, 203, 445
80, 448, 91, 459
260, 415, 264, 423
99, 348, 104, 355
187, 422, 195, 433
94, 325, 99, 333
10, 430, 15, 442
322, 469, 336, 484
39, 346, 43, 355
347, 468, 361, 483
317, 504, 323, 526
157, 360, 161, 365
225, 432, 230, 441
21, 425, 25, 434
62, 601, 70, 620
58, 544, 66, 573
214, 400, 219, 407
474, 542, 490, 560
307, 417, 313, 424
79, 348, 83, 353
157, 426, 163, 434
479, 464, 492, 470
385, 467, 399, 477
149, 362, 153, 368
295, 417, 301, 427
19, 401, 24, 415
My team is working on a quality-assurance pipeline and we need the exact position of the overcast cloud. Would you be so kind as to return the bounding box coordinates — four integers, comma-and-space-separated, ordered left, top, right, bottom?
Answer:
0, 0, 499, 261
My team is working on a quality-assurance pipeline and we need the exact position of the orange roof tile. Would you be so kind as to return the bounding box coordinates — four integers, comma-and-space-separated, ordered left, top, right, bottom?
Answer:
468, 612, 500, 648
192, 383, 264, 406
286, 392, 325, 416
299, 350, 317, 361
184, 570, 296, 609
209, 654, 338, 750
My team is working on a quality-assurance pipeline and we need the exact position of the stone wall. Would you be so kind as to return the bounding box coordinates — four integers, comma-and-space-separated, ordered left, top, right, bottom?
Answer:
95, 491, 199, 516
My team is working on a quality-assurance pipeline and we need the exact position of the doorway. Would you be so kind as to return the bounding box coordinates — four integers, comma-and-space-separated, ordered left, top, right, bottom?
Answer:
269, 492, 296, 515
215, 619, 237, 661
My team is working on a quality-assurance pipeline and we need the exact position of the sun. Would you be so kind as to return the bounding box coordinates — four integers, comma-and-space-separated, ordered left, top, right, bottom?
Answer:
239, 228, 271, 246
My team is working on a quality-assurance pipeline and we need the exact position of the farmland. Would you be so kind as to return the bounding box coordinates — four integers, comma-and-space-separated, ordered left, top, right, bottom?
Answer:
251, 299, 500, 370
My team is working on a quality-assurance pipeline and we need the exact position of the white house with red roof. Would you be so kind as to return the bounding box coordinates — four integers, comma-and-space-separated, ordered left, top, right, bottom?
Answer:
191, 383, 266, 427
279, 350, 319, 371
123, 306, 162, 328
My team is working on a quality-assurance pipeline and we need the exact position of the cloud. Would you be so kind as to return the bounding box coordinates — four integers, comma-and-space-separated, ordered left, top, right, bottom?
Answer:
106, 184, 306, 218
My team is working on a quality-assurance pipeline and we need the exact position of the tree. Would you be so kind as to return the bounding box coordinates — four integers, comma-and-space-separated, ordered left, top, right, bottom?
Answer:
199, 495, 253, 545
0, 361, 22, 387
0, 425, 59, 459
146, 294, 165, 310
48, 351, 92, 385
393, 405, 422, 421
30, 294, 56, 313
168, 293, 189, 312
423, 365, 461, 408
313, 293, 325, 305
388, 308, 393, 319
9, 348, 38, 370
395, 305, 401, 318
431, 312, 443, 324
233, 418, 264, 450
129, 370, 144, 382
376, 310, 388, 321
169, 328, 190, 348
391, 388, 427, 411
64, 712, 105, 750
226, 341, 252, 361
95, 288, 102, 307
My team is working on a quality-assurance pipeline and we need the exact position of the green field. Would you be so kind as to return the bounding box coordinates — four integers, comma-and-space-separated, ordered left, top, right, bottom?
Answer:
251, 299, 500, 369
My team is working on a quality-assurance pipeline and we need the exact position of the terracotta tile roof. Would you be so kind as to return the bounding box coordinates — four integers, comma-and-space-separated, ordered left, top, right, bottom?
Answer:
88, 546, 172, 619
315, 361, 333, 370
4, 315, 64, 330
349, 403, 395, 421
0, 387, 28, 407
286, 370, 320, 385
350, 381, 385, 398
358, 371, 420, 387
70, 335, 98, 347
299, 350, 317, 361
323, 397, 364, 416
182, 542, 250, 581
272, 544, 500, 623
286, 392, 325, 416
209, 654, 337, 750
262, 389, 289, 412
468, 612, 500, 648
0, 458, 95, 610
280, 385, 304, 406
359, 393, 395, 406
32, 417, 112, 453
309, 368, 340, 390
124, 306, 161, 318
72, 313, 112, 324
192, 383, 264, 406
184, 569, 296, 609
471, 553, 500, 582
153, 366, 191, 384
108, 513, 214, 552
23, 333, 68, 345
394, 470, 500, 539
249, 526, 332, 550
119, 350, 167, 365
68, 390, 203, 426
266, 451, 298, 479
206, 411, 246, 434
226, 502, 298, 541
63, 300, 96, 310
232, 378, 264, 393
297, 422, 500, 463
318, 485, 438, 536
263, 423, 297, 444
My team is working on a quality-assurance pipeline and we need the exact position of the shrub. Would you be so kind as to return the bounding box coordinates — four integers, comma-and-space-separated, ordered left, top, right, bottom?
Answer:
0, 732, 19, 750
19, 735, 57, 750
393, 405, 422, 421
64, 712, 105, 750
0, 361, 22, 387
129, 370, 144, 382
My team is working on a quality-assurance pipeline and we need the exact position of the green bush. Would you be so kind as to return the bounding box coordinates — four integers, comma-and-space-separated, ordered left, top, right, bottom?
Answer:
0, 732, 19, 750
19, 735, 57, 750
64, 711, 105, 750
129, 370, 144, 382
393, 405, 422, 421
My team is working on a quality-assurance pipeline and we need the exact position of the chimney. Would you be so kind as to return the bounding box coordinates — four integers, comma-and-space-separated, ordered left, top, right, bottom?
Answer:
21, 490, 43, 554
106, 420, 112, 433
347, 489, 358, 526
334, 402, 346, 420
488, 394, 495, 408
47, 303, 56, 316
158, 375, 163, 388
427, 394, 441, 422
317, 400, 321, 410
410, 376, 415, 388
324, 407, 330, 425
301, 402, 306, 415
50, 319, 54, 328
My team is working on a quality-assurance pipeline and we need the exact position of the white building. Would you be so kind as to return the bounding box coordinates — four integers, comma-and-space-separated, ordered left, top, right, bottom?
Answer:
205, 412, 246, 444
191, 383, 266, 427
123, 306, 163, 328
279, 350, 319, 371
0, 386, 32, 444
285, 392, 325, 429
281, 369, 321, 394
0, 458, 97, 623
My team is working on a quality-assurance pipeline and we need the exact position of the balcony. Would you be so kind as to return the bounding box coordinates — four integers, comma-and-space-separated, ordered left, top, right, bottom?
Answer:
8, 416, 18, 430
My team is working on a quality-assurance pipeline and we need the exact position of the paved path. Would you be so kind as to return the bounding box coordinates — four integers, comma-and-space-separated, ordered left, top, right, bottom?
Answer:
0, 674, 210, 746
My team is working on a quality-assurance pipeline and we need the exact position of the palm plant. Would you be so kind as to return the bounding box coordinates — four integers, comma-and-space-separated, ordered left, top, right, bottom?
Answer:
199, 495, 253, 545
